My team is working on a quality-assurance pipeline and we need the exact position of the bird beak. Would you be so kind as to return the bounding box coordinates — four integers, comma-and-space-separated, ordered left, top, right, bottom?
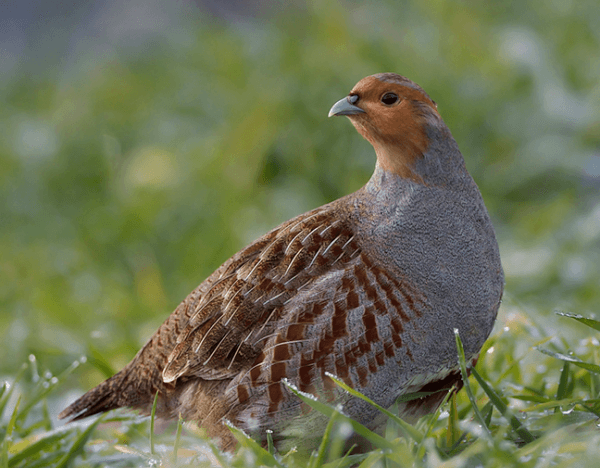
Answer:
328, 97, 366, 117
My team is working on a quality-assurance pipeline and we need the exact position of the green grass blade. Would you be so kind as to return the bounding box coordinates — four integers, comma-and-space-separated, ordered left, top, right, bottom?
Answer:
511, 395, 550, 403
17, 357, 85, 424
3, 394, 21, 443
355, 450, 384, 468
2, 396, 21, 468
453, 329, 491, 438
266, 429, 275, 456
2, 395, 21, 468
8, 430, 72, 467
28, 355, 39, 383
16, 380, 60, 425
571, 360, 600, 374
309, 405, 340, 468
225, 421, 285, 468
322, 453, 367, 468
282, 379, 396, 450
55, 415, 105, 468
150, 390, 159, 455
207, 438, 236, 467
0, 364, 27, 422
538, 348, 600, 374
86, 345, 117, 378
324, 372, 424, 443
556, 361, 570, 402
482, 401, 493, 428
556, 312, 600, 332
172, 413, 184, 464
521, 397, 600, 412
40, 399, 52, 431
470, 367, 535, 443
446, 392, 460, 447
18, 452, 63, 468
416, 386, 454, 460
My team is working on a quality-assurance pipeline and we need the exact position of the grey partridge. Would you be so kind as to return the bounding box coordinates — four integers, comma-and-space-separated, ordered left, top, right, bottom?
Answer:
59, 73, 504, 451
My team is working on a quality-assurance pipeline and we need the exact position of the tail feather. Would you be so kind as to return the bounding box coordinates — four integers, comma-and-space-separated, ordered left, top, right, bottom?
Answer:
60, 299, 193, 422
59, 352, 167, 421
59, 372, 127, 421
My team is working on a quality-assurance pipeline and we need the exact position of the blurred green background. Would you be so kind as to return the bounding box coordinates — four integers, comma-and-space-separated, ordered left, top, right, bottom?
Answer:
1, 0, 599, 411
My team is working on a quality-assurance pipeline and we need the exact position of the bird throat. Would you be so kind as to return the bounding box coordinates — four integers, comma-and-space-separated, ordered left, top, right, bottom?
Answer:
373, 141, 426, 184
351, 115, 430, 184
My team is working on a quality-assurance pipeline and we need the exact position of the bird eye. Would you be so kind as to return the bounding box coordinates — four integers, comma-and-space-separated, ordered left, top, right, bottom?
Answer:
348, 94, 359, 104
381, 92, 399, 105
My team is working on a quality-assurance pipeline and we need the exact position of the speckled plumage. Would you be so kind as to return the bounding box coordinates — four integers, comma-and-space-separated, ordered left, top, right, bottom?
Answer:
59, 73, 503, 451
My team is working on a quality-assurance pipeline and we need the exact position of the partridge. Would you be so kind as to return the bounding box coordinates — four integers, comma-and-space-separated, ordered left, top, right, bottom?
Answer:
59, 73, 504, 451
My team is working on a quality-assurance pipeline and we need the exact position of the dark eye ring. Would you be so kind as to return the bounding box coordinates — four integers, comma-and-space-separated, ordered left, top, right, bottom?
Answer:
381, 92, 399, 105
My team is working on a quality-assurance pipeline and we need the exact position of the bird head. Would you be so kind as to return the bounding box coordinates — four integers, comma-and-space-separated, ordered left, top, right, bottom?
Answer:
329, 73, 445, 183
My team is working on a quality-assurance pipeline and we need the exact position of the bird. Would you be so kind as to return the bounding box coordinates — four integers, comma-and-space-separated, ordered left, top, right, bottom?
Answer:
59, 73, 504, 452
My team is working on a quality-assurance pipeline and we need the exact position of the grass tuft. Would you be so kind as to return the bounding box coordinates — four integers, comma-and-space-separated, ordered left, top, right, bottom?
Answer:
1, 310, 599, 466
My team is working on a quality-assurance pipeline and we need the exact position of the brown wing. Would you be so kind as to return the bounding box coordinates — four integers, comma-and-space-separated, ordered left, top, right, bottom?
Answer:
59, 201, 360, 422
161, 203, 363, 383
215, 250, 429, 425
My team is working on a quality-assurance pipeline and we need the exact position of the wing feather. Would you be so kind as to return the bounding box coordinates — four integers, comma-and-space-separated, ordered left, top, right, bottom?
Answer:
162, 204, 361, 383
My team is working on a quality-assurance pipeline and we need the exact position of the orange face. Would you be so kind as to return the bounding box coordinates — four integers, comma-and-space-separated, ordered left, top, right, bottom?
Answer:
331, 73, 441, 181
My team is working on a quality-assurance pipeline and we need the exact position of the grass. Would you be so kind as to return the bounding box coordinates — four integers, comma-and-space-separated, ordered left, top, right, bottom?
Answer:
2, 309, 600, 467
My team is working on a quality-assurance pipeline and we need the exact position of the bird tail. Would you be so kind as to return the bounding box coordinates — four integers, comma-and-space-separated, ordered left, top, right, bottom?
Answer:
58, 366, 142, 421
59, 304, 189, 422
59, 343, 169, 421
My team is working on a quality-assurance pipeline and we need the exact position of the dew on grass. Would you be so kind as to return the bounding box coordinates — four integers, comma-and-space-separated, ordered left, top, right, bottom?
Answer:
459, 420, 488, 438
337, 421, 353, 438
324, 371, 344, 382
282, 378, 318, 401
29, 354, 40, 382
223, 418, 249, 438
